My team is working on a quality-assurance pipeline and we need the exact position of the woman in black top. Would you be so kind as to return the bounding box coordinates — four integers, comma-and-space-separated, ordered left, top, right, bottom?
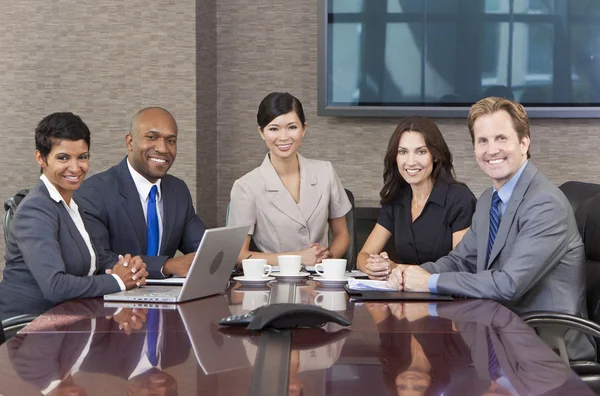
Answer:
357, 117, 476, 279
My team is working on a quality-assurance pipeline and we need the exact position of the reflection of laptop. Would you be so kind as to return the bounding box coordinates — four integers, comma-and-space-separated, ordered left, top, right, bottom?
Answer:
178, 297, 251, 374
104, 225, 249, 303
103, 295, 251, 374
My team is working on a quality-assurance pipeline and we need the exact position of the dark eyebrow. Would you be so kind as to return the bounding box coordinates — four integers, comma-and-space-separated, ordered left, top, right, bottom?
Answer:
146, 130, 177, 139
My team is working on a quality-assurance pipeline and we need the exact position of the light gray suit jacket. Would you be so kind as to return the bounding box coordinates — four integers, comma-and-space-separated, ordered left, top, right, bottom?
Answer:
436, 300, 578, 396
0, 181, 121, 320
422, 162, 586, 316
422, 162, 592, 360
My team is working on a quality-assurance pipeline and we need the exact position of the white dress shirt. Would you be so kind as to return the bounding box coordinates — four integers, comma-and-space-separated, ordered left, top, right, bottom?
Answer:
127, 159, 164, 255
129, 311, 164, 379
41, 319, 97, 395
40, 175, 125, 291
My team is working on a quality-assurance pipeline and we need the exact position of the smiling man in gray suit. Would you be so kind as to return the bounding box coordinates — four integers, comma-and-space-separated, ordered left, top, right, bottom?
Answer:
387, 97, 591, 358
75, 107, 206, 278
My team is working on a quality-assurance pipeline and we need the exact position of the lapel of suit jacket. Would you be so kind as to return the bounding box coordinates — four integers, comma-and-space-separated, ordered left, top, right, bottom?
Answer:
486, 162, 537, 269
260, 153, 307, 227
477, 189, 493, 271
78, 204, 100, 272
297, 154, 322, 222
38, 181, 91, 275
117, 158, 148, 251
160, 178, 175, 254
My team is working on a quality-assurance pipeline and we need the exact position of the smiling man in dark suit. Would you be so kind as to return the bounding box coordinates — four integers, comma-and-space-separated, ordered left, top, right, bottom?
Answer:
75, 107, 206, 278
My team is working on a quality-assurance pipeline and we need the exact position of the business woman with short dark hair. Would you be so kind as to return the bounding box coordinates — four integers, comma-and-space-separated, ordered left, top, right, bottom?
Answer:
0, 112, 147, 320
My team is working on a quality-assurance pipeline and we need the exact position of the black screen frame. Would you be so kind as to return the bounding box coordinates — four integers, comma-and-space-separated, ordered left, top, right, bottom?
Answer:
317, 0, 600, 119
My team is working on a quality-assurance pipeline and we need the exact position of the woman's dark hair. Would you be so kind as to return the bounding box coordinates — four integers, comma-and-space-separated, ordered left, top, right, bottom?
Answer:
257, 92, 306, 130
35, 112, 91, 160
380, 116, 458, 204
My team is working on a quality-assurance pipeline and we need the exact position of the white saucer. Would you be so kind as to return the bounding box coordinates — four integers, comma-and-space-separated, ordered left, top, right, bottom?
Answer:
233, 276, 275, 287
272, 272, 311, 280
313, 276, 354, 287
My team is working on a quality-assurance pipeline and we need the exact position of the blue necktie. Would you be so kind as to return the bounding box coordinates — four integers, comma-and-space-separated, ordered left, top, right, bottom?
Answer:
487, 330, 501, 381
147, 185, 159, 256
487, 191, 502, 263
147, 309, 159, 366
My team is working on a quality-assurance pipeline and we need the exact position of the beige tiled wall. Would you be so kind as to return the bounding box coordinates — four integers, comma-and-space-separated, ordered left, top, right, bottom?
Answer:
215, 0, 600, 225
1, 0, 600, 279
0, 1, 197, 277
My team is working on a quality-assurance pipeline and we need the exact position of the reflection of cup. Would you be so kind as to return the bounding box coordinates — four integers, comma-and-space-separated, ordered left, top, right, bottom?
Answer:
314, 291, 347, 311
242, 291, 270, 310
315, 259, 347, 279
278, 255, 302, 275
242, 259, 272, 279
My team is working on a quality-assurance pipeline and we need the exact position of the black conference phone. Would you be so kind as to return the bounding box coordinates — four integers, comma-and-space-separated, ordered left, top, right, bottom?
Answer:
218, 303, 351, 330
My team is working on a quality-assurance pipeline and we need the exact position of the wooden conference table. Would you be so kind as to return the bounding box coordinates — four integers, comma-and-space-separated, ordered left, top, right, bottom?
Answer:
0, 279, 594, 396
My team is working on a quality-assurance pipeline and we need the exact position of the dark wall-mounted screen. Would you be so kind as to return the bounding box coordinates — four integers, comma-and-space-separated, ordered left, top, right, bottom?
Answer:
317, 0, 600, 118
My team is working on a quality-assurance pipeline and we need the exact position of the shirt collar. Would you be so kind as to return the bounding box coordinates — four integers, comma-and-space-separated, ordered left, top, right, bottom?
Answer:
398, 179, 448, 207
495, 160, 528, 204
127, 159, 162, 202
428, 179, 449, 206
40, 174, 78, 210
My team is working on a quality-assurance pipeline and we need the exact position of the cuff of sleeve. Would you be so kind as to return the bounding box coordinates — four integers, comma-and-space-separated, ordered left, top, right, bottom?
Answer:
428, 303, 439, 317
112, 274, 126, 291
428, 274, 440, 294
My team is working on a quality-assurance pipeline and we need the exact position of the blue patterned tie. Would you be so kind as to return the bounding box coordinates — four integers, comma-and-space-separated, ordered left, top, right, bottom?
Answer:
147, 309, 159, 366
146, 185, 159, 256
487, 330, 501, 381
487, 191, 502, 263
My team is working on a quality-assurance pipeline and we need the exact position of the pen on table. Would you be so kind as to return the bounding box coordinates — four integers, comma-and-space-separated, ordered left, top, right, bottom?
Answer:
246, 254, 252, 259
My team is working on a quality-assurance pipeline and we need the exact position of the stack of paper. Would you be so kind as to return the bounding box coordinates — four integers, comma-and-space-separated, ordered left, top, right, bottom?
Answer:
347, 279, 397, 291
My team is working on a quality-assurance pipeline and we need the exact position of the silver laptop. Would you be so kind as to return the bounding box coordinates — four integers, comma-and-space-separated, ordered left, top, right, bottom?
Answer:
104, 225, 250, 303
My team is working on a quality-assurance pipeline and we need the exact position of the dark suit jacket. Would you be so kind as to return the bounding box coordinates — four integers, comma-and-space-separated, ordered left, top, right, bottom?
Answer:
0, 181, 120, 320
74, 157, 206, 278
7, 301, 190, 391
81, 309, 191, 379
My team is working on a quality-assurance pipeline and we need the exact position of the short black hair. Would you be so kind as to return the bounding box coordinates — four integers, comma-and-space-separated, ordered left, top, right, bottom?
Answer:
257, 92, 306, 130
35, 112, 91, 159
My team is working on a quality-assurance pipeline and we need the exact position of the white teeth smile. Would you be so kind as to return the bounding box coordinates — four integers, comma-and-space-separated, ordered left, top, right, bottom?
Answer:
277, 144, 292, 150
406, 169, 421, 175
150, 158, 166, 164
64, 176, 79, 181
488, 159, 505, 165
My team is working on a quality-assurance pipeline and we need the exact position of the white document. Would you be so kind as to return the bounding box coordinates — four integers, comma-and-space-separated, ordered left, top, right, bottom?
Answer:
347, 279, 397, 291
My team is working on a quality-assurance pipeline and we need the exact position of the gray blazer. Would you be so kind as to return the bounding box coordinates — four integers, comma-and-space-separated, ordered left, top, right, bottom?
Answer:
436, 300, 577, 396
229, 153, 351, 253
422, 162, 587, 317
74, 158, 207, 278
0, 181, 120, 320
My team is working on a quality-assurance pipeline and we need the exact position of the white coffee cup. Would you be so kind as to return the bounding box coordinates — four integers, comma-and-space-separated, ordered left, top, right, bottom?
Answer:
315, 291, 347, 311
242, 259, 272, 279
242, 291, 270, 310
277, 255, 302, 275
314, 259, 347, 279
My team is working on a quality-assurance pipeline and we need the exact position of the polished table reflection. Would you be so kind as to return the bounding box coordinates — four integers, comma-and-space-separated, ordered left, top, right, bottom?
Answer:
0, 280, 594, 395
